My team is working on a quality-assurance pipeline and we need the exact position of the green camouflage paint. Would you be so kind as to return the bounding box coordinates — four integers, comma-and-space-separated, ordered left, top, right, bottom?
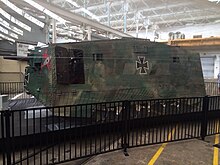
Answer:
24, 38, 205, 112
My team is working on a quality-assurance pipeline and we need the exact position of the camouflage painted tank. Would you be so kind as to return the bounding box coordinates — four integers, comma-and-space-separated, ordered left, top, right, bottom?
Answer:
24, 38, 205, 108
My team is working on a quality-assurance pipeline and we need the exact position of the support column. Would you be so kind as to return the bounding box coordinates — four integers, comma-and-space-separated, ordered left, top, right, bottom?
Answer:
144, 19, 149, 39
45, 0, 50, 44
145, 26, 149, 39
81, 24, 86, 41
136, 20, 139, 38
83, 0, 87, 17
45, 16, 50, 44
52, 19, 57, 43
109, 33, 113, 39
107, 0, 111, 27
153, 24, 159, 41
214, 54, 220, 78
135, 12, 141, 38
123, 1, 128, 33
87, 26, 91, 41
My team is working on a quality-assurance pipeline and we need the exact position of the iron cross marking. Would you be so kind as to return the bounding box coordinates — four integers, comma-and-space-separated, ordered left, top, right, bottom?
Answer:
136, 56, 149, 74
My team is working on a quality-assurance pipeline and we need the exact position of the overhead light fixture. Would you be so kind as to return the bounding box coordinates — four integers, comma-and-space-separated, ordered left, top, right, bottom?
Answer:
0, 8, 31, 31
0, 17, 23, 35
0, 0, 45, 28
23, 0, 67, 25
0, 33, 15, 42
65, 0, 100, 21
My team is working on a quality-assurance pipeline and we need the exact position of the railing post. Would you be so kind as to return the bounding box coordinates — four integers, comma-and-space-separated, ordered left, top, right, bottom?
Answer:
1, 112, 6, 165
201, 96, 209, 140
122, 100, 130, 156
4, 109, 11, 165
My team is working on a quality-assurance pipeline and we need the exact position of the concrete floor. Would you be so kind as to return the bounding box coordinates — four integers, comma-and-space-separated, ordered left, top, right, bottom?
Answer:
62, 135, 219, 165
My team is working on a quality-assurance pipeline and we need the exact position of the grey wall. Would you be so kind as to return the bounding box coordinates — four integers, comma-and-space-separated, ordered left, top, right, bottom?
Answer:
0, 40, 16, 56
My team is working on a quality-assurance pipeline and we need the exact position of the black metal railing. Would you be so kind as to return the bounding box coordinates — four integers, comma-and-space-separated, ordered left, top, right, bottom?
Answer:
0, 82, 32, 99
205, 82, 219, 96
0, 96, 220, 165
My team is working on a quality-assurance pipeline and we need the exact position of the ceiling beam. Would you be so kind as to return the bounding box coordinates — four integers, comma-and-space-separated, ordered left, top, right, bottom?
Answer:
153, 14, 220, 24
30, 0, 132, 38
83, 2, 193, 19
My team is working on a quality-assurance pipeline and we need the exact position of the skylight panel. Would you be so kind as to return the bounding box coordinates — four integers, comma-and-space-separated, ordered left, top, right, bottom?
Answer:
23, 0, 67, 25
0, 8, 31, 31
65, 0, 80, 8
1, 0, 22, 15
23, 13, 45, 28
0, 26, 8, 34
11, 26, 23, 36
43, 9, 66, 24
65, 0, 100, 21
0, 25, 18, 39
0, 18, 23, 35
0, 33, 15, 42
11, 16, 31, 31
10, 33, 18, 39
0, 8, 10, 20
0, 0, 45, 28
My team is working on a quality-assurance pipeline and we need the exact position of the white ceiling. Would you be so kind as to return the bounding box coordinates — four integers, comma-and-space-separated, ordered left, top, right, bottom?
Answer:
0, 0, 220, 42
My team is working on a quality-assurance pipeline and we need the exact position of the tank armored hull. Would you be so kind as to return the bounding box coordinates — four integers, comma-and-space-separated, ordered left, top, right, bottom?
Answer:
24, 38, 205, 109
